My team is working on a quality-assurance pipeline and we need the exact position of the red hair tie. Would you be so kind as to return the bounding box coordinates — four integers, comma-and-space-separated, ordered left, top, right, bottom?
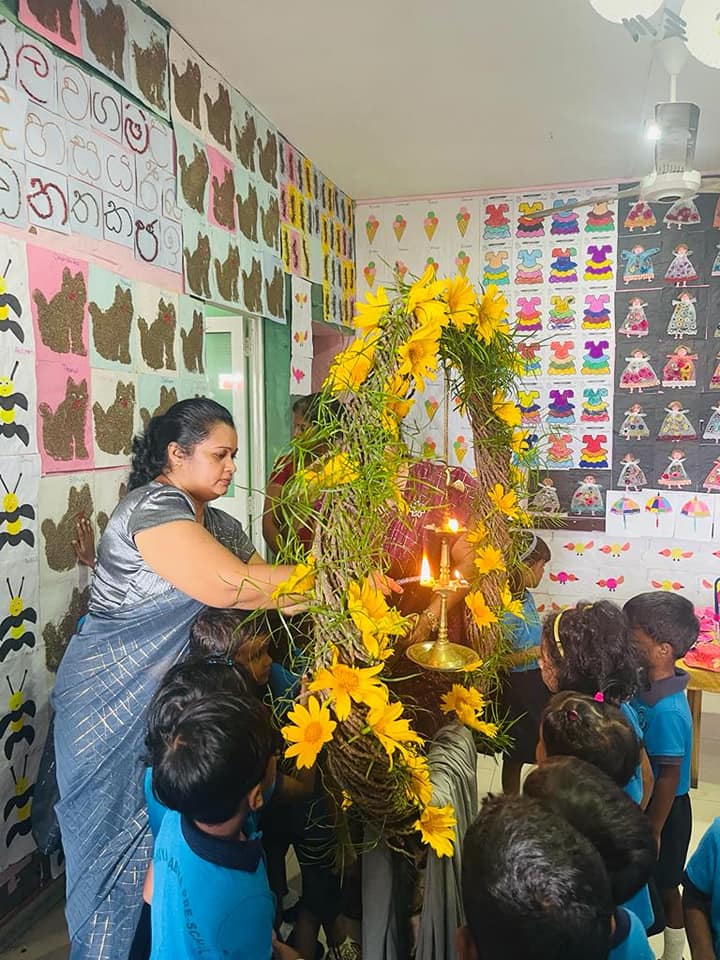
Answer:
593, 691, 605, 703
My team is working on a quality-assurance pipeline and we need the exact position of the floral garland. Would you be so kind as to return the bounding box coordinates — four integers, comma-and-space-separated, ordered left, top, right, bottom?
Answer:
272, 267, 532, 858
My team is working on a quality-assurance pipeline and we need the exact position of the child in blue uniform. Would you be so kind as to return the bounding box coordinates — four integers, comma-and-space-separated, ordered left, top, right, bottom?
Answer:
499, 534, 551, 793
625, 592, 698, 960
684, 817, 720, 958
524, 756, 655, 960
458, 793, 614, 960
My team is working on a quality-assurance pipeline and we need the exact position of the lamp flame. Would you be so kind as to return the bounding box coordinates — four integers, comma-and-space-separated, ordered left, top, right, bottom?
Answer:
447, 517, 460, 533
420, 553, 433, 585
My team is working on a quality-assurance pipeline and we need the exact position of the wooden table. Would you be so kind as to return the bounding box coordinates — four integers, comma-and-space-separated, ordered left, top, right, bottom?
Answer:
678, 658, 720, 789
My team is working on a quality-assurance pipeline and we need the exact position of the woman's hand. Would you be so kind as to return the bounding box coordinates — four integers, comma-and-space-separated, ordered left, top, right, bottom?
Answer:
72, 518, 96, 569
368, 571, 403, 596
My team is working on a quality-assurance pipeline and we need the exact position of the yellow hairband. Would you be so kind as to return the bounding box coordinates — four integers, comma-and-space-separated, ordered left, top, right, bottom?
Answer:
553, 610, 565, 658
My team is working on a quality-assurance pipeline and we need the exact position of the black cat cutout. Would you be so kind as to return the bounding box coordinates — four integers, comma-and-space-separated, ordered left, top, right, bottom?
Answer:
0, 474, 34, 551
0, 259, 24, 343
0, 577, 37, 663
0, 671, 35, 761
3, 756, 33, 848
0, 362, 29, 447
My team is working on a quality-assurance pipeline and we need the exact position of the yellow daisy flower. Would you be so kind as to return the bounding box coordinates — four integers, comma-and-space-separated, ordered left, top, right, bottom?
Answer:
465, 521, 488, 546
367, 699, 423, 766
354, 286, 389, 334
474, 544, 506, 576
347, 579, 407, 660
405, 752, 433, 807
440, 684, 486, 718
310, 650, 387, 721
488, 483, 520, 519
282, 695, 337, 769
406, 264, 450, 318
510, 429, 531, 456
271, 558, 316, 600
415, 804, 457, 858
492, 391, 522, 429
444, 276, 478, 329
324, 333, 378, 394
302, 452, 359, 489
396, 323, 441, 392
465, 591, 498, 630
471, 720, 499, 738
500, 583, 525, 619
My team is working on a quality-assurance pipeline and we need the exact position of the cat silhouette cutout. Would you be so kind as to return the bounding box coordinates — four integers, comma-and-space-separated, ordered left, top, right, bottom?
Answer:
138, 298, 176, 370
212, 167, 236, 230
42, 483, 93, 572
27, 0, 75, 42
265, 264, 284, 319
234, 112, 256, 171
171, 59, 201, 128
132, 38, 167, 112
89, 284, 132, 364
140, 385, 177, 430
44, 586, 90, 672
81, 0, 125, 79
33, 267, 86, 356
214, 246, 240, 303
236, 184, 258, 242
183, 233, 211, 298
93, 380, 135, 455
261, 195, 280, 250
178, 144, 208, 214
257, 130, 278, 187
181, 311, 204, 374
39, 376, 89, 461
204, 84, 232, 151
242, 259, 262, 315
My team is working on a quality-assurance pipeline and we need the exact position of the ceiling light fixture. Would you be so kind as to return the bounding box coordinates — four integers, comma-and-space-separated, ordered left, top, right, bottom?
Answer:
681, 0, 720, 69
589, 0, 663, 24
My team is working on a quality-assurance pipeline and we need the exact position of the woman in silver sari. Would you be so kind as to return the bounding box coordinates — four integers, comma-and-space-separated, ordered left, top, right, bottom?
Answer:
52, 398, 305, 960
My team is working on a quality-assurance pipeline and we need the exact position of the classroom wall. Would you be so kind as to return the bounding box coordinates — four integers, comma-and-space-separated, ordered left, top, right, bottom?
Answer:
0, 0, 354, 924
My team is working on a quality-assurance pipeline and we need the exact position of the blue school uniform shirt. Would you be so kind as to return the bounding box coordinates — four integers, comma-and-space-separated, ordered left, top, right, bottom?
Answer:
684, 818, 720, 957
144, 770, 274, 959
503, 590, 541, 672
630, 668, 692, 796
618, 702, 654, 931
609, 907, 654, 960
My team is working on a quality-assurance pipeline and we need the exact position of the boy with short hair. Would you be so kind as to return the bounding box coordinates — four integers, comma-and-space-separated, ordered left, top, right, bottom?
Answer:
625, 591, 699, 960
458, 793, 614, 960
146, 676, 298, 959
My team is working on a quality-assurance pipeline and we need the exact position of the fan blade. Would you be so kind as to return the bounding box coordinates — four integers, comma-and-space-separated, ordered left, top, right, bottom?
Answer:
699, 177, 720, 193
534, 186, 639, 219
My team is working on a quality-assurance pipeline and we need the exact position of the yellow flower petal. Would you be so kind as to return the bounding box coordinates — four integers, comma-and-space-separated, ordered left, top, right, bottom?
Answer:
347, 579, 407, 660
488, 483, 520, 520
324, 333, 378, 394
354, 286, 389, 334
465, 521, 488, 546
396, 324, 441, 392
474, 544, 506, 576
415, 804, 456, 858
440, 684, 486, 718
281, 695, 337, 770
367, 699, 423, 767
465, 591, 498, 630
405, 752, 433, 807
500, 583, 525, 619
310, 651, 387, 722
492, 390, 522, 429
272, 558, 316, 600
444, 276, 479, 329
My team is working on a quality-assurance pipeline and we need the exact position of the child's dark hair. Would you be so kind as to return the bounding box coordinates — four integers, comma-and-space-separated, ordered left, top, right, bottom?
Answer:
189, 608, 282, 663
524, 756, 656, 905
624, 591, 699, 658
144, 659, 248, 759
129, 398, 234, 490
540, 691, 640, 789
509, 534, 551, 597
461, 793, 613, 960
542, 601, 643, 701
150, 691, 277, 824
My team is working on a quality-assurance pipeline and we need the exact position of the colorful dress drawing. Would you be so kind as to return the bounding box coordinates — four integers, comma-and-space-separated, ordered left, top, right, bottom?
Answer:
581, 387, 609, 424
624, 200, 656, 232
547, 389, 575, 427
658, 402, 697, 440
550, 201, 580, 237
704, 458, 720, 491
584, 244, 613, 282
570, 475, 604, 515
621, 244, 660, 283
518, 390, 541, 428
711, 355, 720, 390
546, 433, 574, 470
703, 404, 720, 443
548, 295, 576, 330
667, 292, 697, 339
517, 342, 542, 377
582, 340, 611, 376
660, 450, 691, 489
619, 404, 649, 440
619, 351, 660, 393
516, 201, 544, 239
549, 247, 578, 283
515, 296, 542, 334
582, 294, 611, 331
483, 250, 509, 286
531, 478, 561, 513
662, 346, 697, 388
585, 201, 615, 233
548, 340, 576, 377
618, 298, 649, 337
663, 197, 701, 229
665, 243, 698, 285
483, 202, 511, 241
578, 434, 609, 469
515, 248, 543, 284
617, 455, 646, 490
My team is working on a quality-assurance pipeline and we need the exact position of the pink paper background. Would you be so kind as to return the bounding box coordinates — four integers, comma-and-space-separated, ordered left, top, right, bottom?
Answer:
18, 0, 83, 57
36, 357, 93, 474
27, 245, 89, 364
206, 145, 235, 233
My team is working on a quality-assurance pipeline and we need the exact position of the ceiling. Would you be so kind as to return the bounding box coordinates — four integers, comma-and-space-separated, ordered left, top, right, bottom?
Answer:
149, 0, 720, 200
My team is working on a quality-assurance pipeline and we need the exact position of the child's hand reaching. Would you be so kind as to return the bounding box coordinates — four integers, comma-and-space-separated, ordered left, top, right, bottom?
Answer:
72, 518, 96, 569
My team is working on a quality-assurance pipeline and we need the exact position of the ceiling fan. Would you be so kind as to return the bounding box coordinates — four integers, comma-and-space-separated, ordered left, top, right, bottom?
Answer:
534, 35, 720, 220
